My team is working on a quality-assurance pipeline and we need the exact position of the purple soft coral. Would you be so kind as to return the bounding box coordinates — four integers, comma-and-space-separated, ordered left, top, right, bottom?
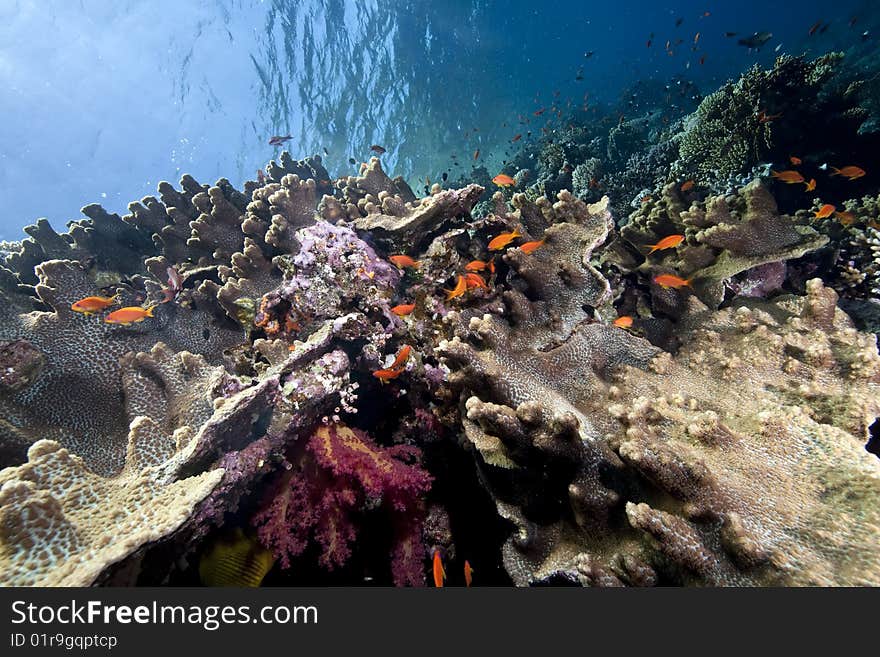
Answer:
251, 423, 432, 585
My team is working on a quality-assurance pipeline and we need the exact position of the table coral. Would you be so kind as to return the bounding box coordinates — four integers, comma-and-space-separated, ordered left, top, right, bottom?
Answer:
0, 259, 243, 475
615, 179, 827, 312
0, 439, 223, 587
440, 270, 880, 585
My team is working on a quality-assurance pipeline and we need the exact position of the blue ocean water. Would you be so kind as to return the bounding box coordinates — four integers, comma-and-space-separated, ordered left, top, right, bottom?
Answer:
0, 0, 873, 240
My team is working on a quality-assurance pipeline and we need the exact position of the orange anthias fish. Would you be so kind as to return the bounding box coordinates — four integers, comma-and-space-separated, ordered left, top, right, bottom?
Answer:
814, 204, 836, 219
71, 294, 117, 315
680, 180, 695, 191
831, 166, 866, 180
790, 156, 802, 166
473, 149, 480, 160
389, 255, 420, 269
519, 239, 545, 254
104, 305, 156, 325
464, 560, 473, 588
445, 275, 468, 300
771, 170, 805, 184
653, 273, 692, 289
464, 272, 488, 289
373, 345, 411, 382
804, 178, 817, 191
388, 345, 412, 371
488, 229, 523, 251
492, 173, 516, 187
511, 134, 522, 142
646, 234, 685, 253
373, 368, 403, 382
465, 260, 488, 272
391, 303, 415, 316
613, 315, 634, 329
433, 550, 446, 588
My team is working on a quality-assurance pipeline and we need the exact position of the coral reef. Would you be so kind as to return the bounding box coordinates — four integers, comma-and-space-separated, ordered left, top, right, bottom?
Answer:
2, 87, 879, 590
805, 196, 880, 301
0, 439, 223, 586
609, 179, 828, 316
441, 259, 880, 585
674, 53, 865, 186
0, 259, 243, 475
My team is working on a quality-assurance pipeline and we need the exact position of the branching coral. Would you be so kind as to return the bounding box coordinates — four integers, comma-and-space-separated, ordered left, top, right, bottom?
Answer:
339, 157, 417, 212
675, 53, 860, 186
798, 193, 880, 306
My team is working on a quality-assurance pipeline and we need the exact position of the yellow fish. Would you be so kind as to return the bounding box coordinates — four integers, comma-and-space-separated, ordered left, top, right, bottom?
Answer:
199, 528, 275, 587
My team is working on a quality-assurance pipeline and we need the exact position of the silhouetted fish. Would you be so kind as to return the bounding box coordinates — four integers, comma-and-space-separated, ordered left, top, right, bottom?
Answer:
738, 32, 772, 49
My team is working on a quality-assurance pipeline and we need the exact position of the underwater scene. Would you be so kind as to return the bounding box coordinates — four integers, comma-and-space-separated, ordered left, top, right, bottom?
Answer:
0, 0, 879, 587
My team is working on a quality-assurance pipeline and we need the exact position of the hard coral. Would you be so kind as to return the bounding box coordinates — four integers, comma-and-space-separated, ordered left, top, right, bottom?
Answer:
2, 135, 878, 590
438, 182, 880, 587
615, 179, 827, 312
441, 272, 880, 586
675, 53, 860, 186
0, 438, 222, 586
0, 260, 242, 474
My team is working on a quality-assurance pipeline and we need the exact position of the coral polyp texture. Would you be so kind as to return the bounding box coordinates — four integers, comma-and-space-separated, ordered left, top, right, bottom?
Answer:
1, 135, 878, 587
0, 440, 223, 587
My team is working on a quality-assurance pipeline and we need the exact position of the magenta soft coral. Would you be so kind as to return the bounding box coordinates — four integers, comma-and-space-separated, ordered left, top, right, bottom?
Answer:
250, 423, 432, 585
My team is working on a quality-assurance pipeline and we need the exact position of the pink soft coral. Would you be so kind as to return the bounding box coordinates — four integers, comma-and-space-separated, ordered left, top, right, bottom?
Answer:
251, 423, 432, 586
